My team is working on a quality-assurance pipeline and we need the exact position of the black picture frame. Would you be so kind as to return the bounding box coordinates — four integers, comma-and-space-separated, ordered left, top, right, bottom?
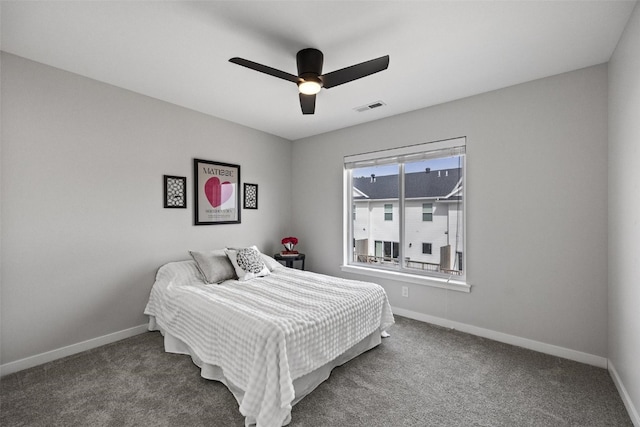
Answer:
244, 183, 258, 209
163, 175, 187, 208
193, 159, 241, 225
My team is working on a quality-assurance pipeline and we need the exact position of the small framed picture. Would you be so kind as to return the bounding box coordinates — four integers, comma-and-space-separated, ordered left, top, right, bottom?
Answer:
193, 159, 241, 225
163, 175, 186, 208
244, 183, 258, 209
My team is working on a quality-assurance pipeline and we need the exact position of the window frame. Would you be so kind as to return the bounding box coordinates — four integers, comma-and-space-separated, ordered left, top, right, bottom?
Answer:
384, 204, 393, 221
422, 203, 433, 222
422, 242, 432, 255
342, 137, 469, 293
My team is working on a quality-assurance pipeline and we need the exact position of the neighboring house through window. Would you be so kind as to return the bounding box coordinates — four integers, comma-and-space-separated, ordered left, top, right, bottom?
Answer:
343, 137, 466, 286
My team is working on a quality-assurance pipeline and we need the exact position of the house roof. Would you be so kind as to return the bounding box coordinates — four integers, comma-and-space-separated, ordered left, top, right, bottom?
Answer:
353, 168, 462, 200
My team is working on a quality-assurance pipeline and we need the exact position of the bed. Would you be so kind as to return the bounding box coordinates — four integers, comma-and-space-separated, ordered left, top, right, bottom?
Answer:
144, 247, 394, 427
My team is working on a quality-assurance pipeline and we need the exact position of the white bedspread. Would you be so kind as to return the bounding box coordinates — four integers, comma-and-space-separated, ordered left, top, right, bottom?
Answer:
144, 261, 394, 427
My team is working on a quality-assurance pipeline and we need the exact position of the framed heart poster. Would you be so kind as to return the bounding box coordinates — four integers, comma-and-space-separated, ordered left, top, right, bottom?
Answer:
193, 159, 241, 225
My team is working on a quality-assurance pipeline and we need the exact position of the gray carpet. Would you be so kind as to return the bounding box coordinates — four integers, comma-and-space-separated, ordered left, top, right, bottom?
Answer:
1, 316, 632, 426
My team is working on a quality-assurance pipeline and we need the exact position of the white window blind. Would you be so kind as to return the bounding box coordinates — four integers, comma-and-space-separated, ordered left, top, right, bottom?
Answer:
344, 137, 466, 169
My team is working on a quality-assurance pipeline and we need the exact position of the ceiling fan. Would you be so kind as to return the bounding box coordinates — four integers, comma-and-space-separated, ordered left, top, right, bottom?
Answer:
229, 48, 389, 115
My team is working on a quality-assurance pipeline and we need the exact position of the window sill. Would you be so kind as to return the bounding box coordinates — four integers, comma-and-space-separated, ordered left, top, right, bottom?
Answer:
340, 264, 471, 293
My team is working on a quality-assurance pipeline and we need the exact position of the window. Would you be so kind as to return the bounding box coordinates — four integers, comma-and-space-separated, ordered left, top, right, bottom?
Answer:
384, 204, 393, 221
422, 203, 433, 221
344, 137, 466, 287
375, 240, 399, 261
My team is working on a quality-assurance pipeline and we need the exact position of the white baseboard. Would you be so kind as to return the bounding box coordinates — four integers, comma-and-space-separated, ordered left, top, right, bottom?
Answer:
391, 307, 608, 369
0, 323, 149, 377
609, 361, 640, 427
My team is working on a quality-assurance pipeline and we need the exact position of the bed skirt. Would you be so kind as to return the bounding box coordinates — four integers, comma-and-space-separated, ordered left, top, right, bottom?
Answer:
148, 316, 382, 426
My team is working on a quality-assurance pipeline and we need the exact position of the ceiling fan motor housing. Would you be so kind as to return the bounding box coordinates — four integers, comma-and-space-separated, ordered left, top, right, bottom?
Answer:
297, 48, 324, 82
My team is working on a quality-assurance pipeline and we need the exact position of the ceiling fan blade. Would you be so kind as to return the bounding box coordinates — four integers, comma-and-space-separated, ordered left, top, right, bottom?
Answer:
321, 55, 389, 89
229, 57, 299, 83
299, 93, 316, 115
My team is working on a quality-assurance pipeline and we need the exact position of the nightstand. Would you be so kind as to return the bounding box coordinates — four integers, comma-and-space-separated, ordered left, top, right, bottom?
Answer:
273, 253, 306, 270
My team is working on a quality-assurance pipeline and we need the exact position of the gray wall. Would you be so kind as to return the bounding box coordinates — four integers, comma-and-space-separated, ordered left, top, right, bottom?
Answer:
0, 53, 293, 364
609, 1, 640, 421
292, 64, 609, 358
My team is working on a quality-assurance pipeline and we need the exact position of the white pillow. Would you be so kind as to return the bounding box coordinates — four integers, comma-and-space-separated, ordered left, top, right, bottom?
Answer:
261, 253, 283, 271
225, 246, 270, 281
189, 249, 237, 284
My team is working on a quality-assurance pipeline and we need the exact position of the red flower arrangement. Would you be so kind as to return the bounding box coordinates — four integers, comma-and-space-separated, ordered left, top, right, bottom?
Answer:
281, 237, 299, 245
281, 236, 299, 254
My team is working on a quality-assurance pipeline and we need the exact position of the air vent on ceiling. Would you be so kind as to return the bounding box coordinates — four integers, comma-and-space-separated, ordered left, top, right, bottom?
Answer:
354, 100, 386, 113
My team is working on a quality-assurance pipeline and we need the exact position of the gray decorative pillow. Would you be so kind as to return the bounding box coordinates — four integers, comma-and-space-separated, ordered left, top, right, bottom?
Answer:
189, 249, 237, 284
225, 246, 270, 281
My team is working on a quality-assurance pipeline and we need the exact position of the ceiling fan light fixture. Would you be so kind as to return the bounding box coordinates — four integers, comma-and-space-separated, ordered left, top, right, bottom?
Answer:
298, 78, 322, 95
230, 49, 389, 114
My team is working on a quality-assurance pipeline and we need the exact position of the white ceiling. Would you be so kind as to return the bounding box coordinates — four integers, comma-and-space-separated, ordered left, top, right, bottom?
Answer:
1, 1, 636, 141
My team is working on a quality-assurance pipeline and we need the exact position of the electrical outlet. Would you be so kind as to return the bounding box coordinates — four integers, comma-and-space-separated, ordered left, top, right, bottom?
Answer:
401, 286, 409, 297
